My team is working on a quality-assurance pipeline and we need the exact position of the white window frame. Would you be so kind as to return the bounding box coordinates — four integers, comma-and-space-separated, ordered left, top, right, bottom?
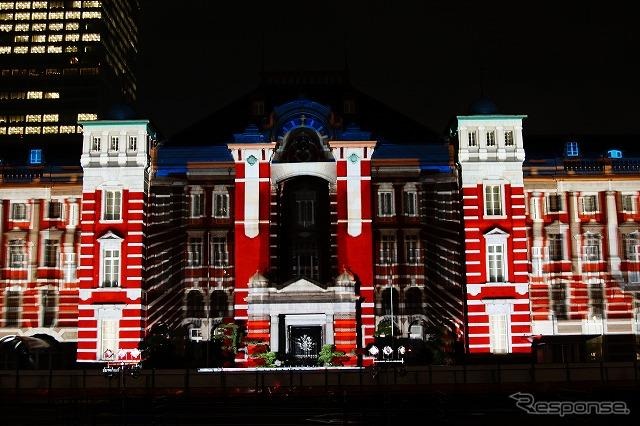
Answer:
102, 188, 122, 222
8, 239, 27, 269
582, 233, 601, 262
109, 136, 119, 152
45, 199, 64, 220
622, 194, 636, 213
378, 190, 395, 217
547, 233, 564, 261
486, 130, 496, 147
484, 229, 509, 283
504, 130, 514, 147
403, 189, 418, 217
545, 193, 563, 213
483, 182, 505, 217
467, 130, 477, 147
404, 234, 420, 265
42, 238, 59, 268
580, 194, 598, 214
380, 234, 397, 265
128, 136, 137, 152
190, 189, 204, 218
98, 231, 123, 288
213, 191, 230, 218
99, 318, 119, 361
210, 235, 229, 267
484, 299, 513, 354
489, 313, 510, 354
187, 237, 203, 267
91, 136, 101, 152
10, 202, 29, 221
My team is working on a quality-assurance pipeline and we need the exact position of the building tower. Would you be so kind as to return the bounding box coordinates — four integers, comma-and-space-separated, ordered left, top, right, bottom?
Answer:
0, 0, 140, 165
457, 102, 532, 354
76, 119, 154, 364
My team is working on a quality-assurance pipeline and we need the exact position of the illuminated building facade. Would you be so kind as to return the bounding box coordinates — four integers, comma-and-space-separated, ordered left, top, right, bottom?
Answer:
0, 0, 140, 165
0, 74, 638, 366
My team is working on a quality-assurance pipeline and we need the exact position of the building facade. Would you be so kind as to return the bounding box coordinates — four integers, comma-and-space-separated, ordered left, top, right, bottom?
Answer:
0, 0, 140, 165
1, 83, 639, 366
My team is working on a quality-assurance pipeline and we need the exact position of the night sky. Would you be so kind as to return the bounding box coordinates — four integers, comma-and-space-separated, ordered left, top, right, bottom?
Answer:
137, 1, 638, 140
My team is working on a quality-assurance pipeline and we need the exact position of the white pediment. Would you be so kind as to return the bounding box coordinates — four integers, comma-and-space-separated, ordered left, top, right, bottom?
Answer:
483, 227, 509, 237
97, 230, 123, 242
278, 278, 326, 293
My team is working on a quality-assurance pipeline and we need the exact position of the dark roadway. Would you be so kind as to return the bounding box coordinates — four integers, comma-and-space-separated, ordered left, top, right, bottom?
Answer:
2, 385, 639, 426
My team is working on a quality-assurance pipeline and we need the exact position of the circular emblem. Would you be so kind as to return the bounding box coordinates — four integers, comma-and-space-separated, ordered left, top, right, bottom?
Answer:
246, 155, 258, 166
348, 153, 359, 164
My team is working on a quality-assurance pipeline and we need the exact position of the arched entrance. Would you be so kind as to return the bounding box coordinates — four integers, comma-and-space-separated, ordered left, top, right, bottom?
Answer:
278, 176, 331, 285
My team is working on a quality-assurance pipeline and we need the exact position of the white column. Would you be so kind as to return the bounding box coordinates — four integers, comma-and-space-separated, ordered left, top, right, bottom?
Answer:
243, 149, 261, 238
325, 314, 334, 345
345, 149, 363, 237
606, 191, 621, 276
29, 200, 40, 281
270, 314, 279, 352
569, 192, 581, 274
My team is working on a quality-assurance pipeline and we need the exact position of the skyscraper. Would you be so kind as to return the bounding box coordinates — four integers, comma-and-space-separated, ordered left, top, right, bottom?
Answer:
0, 0, 140, 166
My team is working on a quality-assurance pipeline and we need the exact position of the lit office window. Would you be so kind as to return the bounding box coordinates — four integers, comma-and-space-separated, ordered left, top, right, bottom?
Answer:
78, 113, 97, 121
43, 114, 59, 122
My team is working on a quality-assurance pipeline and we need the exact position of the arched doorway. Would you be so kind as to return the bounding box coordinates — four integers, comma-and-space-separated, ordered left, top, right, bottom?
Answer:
278, 176, 330, 284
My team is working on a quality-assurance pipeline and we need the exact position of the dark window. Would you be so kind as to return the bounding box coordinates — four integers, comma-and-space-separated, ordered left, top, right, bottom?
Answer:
48, 201, 62, 219
404, 287, 423, 315
566, 141, 579, 157
42, 289, 56, 327
186, 291, 205, 318
547, 194, 562, 212
210, 290, 228, 318
44, 239, 58, 267
380, 288, 399, 317
548, 234, 563, 261
551, 282, 567, 320
4, 291, 20, 327
589, 282, 605, 318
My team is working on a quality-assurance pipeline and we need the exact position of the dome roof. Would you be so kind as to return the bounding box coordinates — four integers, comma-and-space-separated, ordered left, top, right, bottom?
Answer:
468, 96, 498, 115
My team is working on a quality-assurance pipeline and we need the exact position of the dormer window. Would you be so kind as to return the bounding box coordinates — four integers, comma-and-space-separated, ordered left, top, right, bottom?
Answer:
91, 136, 101, 152
504, 130, 514, 147
29, 148, 42, 164
486, 131, 496, 147
565, 141, 579, 157
607, 149, 622, 159
468, 131, 477, 147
